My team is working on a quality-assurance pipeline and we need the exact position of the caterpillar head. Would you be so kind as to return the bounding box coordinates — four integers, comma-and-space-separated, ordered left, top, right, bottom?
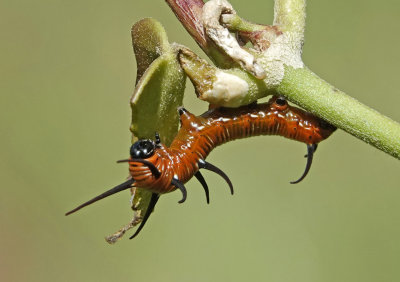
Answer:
129, 132, 162, 159
126, 132, 163, 179
65, 137, 162, 216
130, 139, 156, 159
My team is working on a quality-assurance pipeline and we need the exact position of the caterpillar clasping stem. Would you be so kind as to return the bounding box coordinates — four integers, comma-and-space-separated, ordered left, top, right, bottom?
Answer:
67, 96, 336, 239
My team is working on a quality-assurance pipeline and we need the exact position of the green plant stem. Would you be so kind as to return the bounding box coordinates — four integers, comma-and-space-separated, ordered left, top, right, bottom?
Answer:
274, 0, 400, 159
274, 0, 306, 36
277, 66, 400, 159
222, 14, 269, 32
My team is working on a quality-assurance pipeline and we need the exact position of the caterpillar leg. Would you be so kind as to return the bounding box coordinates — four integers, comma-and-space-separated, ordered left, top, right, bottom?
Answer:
171, 177, 188, 203
290, 143, 318, 184
65, 178, 135, 216
129, 192, 160, 239
198, 159, 234, 195
194, 171, 210, 204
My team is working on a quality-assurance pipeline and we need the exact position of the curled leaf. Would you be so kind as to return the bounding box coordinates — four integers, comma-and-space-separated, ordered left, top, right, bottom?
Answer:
131, 18, 170, 83
106, 19, 186, 243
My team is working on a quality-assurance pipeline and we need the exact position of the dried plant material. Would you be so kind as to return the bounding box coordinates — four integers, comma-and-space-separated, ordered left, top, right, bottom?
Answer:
179, 47, 271, 107
179, 48, 249, 107
220, 14, 283, 52
202, 0, 266, 79
105, 213, 141, 244
105, 186, 153, 243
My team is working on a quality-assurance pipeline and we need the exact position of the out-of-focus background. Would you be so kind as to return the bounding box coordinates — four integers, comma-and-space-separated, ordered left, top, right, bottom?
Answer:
1, 0, 400, 281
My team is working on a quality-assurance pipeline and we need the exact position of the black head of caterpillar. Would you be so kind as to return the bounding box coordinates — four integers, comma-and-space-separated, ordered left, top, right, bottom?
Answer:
130, 139, 156, 158
66, 96, 336, 239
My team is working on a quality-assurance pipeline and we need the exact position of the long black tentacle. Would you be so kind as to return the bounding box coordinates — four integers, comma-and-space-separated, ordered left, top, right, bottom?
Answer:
65, 178, 135, 216
194, 171, 210, 204
198, 159, 234, 195
304, 144, 318, 157
116, 158, 161, 179
129, 193, 160, 239
171, 177, 188, 204
290, 144, 317, 184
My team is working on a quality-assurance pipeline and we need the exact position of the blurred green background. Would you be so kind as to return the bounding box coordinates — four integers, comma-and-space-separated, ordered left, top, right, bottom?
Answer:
1, 0, 400, 281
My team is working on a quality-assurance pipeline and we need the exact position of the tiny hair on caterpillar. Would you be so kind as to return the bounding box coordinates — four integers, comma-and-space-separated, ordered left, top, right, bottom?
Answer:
66, 96, 336, 239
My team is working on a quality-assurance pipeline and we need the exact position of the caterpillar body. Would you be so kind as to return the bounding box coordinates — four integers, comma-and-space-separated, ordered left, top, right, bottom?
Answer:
66, 96, 336, 239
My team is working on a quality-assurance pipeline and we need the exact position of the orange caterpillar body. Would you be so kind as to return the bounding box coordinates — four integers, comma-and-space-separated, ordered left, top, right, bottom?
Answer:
66, 96, 336, 239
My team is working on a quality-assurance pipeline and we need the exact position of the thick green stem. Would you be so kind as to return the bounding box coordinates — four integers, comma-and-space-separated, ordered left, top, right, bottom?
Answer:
277, 66, 400, 159
274, 0, 306, 37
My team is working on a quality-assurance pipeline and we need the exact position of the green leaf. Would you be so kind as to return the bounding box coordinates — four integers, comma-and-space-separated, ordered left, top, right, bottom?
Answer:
131, 18, 170, 83
130, 51, 186, 142
106, 19, 186, 243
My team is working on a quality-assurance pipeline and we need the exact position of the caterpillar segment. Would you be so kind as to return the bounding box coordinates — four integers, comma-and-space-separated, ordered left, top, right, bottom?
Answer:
66, 96, 336, 239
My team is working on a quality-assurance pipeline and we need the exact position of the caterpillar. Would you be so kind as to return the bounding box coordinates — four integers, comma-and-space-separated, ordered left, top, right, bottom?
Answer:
66, 96, 336, 238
